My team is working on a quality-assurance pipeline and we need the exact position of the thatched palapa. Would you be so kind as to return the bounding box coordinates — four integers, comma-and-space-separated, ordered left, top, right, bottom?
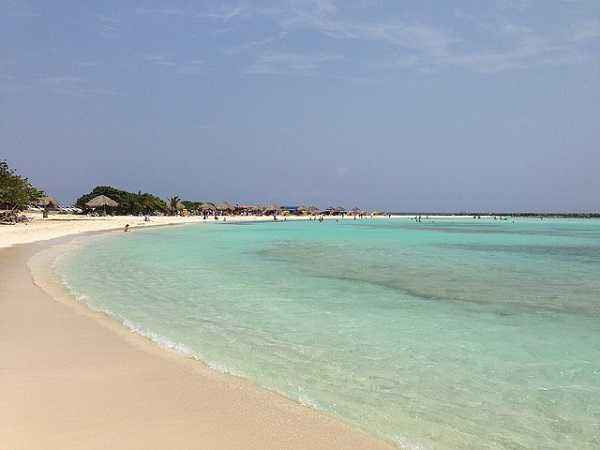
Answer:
215, 202, 235, 212
36, 196, 60, 209
86, 195, 119, 208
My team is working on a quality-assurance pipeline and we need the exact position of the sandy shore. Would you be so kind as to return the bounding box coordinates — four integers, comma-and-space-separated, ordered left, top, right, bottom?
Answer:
0, 213, 306, 249
0, 220, 395, 449
0, 211, 486, 250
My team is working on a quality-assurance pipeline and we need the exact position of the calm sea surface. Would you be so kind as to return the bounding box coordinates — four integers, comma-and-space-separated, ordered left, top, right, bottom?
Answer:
56, 218, 600, 449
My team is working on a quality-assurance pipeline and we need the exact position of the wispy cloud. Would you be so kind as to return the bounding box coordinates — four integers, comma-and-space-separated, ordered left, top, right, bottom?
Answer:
143, 55, 177, 66
571, 19, 600, 42
97, 14, 120, 38
0, 73, 31, 95
142, 56, 207, 75
4, 0, 39, 17
273, 1, 598, 74
176, 60, 206, 76
50, 86, 123, 97
38, 75, 121, 97
245, 52, 343, 76
132, 0, 599, 77
196, 5, 246, 22
75, 61, 101, 68
135, 8, 186, 17
40, 76, 85, 85
224, 32, 288, 55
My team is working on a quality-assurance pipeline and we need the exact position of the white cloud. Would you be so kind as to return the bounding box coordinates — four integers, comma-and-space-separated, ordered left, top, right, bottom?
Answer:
177, 60, 206, 75
245, 52, 343, 76
36, 75, 121, 97
76, 61, 101, 68
196, 6, 246, 22
133, 0, 599, 76
40, 76, 84, 85
572, 19, 600, 42
135, 8, 186, 16
143, 55, 177, 67
225, 32, 288, 55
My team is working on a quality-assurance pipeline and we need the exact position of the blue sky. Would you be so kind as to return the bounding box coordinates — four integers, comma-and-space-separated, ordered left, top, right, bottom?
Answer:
2, 0, 599, 211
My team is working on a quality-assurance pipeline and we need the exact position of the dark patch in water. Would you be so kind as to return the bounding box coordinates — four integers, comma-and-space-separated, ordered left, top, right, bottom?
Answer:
439, 243, 600, 262
252, 242, 600, 317
308, 271, 600, 317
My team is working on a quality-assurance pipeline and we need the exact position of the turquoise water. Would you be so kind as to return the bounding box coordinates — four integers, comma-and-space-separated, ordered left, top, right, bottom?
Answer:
56, 218, 600, 449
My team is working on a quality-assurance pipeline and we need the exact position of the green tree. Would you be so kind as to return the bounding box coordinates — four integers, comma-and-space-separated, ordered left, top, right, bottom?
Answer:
75, 186, 167, 215
0, 160, 43, 211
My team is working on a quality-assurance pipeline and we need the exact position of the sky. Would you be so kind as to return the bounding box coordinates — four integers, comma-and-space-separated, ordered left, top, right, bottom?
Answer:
2, 0, 599, 212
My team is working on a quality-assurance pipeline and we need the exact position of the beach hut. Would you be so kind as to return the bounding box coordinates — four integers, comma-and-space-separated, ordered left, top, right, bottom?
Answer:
215, 202, 234, 214
86, 195, 118, 208
264, 204, 281, 215
281, 206, 300, 215
199, 202, 215, 213
86, 195, 118, 215
35, 196, 60, 210
244, 205, 262, 216
297, 205, 311, 216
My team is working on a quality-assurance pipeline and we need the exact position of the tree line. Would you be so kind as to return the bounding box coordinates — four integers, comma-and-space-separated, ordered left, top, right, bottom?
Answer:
75, 186, 168, 215
0, 160, 43, 211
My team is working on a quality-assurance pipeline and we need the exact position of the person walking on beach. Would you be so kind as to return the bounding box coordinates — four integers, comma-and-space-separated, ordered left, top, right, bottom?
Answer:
124, 224, 130, 232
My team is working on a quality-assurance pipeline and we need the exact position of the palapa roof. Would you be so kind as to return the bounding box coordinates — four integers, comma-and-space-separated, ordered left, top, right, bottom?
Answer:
215, 202, 234, 211
199, 202, 215, 211
86, 195, 119, 208
36, 196, 60, 208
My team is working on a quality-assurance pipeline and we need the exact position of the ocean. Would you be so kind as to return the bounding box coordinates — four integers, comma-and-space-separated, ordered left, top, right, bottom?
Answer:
55, 218, 600, 449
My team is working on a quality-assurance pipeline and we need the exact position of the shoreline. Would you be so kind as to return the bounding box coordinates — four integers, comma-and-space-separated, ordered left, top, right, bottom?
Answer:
0, 228, 396, 449
3, 211, 593, 251
0, 213, 309, 250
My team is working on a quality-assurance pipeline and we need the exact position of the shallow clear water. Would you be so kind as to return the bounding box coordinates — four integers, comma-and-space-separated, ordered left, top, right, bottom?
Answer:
56, 218, 600, 449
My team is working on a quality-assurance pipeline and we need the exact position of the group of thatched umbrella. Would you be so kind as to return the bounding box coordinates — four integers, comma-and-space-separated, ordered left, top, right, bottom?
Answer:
42, 193, 365, 217
186, 202, 283, 215
37, 194, 122, 211
33, 194, 120, 216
